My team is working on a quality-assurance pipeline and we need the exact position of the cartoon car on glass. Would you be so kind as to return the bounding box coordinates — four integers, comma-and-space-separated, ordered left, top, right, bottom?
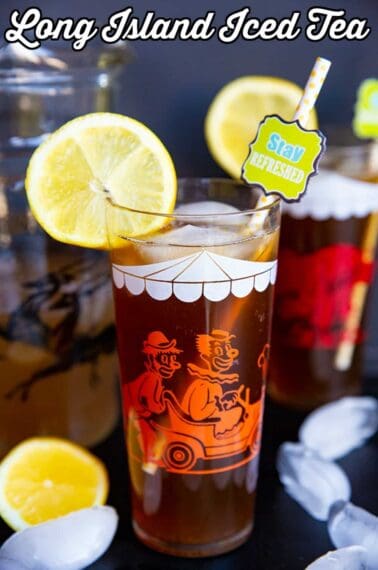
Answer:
150, 389, 262, 474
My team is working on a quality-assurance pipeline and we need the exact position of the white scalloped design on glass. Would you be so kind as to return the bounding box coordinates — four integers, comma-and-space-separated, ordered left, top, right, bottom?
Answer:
112, 251, 277, 302
282, 171, 378, 220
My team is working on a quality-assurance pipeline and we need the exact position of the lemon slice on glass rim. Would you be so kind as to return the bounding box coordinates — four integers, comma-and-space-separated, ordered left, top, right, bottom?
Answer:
0, 437, 109, 531
205, 76, 318, 179
25, 113, 177, 249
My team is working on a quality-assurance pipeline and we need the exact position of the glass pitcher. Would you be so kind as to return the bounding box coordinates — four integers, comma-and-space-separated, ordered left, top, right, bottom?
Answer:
0, 42, 131, 455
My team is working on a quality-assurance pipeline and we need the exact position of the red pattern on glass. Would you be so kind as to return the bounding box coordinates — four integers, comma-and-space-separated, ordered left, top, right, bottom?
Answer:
275, 244, 374, 349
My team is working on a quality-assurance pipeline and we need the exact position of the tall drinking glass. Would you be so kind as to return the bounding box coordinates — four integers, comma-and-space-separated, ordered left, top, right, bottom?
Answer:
0, 42, 131, 454
107, 179, 280, 557
269, 144, 378, 409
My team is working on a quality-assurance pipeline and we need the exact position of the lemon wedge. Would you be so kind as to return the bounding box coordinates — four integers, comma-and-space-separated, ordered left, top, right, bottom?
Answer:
0, 438, 109, 530
25, 113, 177, 249
205, 76, 318, 179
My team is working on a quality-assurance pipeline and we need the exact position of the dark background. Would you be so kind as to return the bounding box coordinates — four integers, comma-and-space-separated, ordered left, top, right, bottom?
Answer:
2, 0, 377, 372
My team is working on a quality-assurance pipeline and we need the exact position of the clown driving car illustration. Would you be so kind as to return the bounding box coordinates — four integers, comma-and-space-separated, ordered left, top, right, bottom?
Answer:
126, 330, 267, 474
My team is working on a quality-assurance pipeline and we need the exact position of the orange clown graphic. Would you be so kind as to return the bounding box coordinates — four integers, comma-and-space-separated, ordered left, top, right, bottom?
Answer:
127, 330, 266, 474
131, 331, 182, 417
127, 331, 182, 470
181, 330, 245, 438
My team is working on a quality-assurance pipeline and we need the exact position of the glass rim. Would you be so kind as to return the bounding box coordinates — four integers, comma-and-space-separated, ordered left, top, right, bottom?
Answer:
105, 178, 281, 219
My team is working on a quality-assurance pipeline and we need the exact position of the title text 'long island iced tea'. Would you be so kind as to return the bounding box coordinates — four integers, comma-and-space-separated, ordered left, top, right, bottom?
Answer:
107, 179, 280, 557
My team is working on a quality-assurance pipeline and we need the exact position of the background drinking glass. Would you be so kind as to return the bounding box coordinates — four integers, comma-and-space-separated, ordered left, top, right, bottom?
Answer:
106, 178, 280, 557
0, 42, 131, 455
269, 141, 378, 410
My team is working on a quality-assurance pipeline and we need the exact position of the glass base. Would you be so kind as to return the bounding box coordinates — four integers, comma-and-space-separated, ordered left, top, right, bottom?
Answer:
133, 520, 253, 558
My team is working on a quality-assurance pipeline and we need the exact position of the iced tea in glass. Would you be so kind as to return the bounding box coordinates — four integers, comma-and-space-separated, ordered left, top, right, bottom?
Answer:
269, 145, 378, 409
107, 179, 280, 556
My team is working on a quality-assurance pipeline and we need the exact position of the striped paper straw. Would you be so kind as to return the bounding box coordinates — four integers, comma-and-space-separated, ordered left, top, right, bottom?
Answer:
250, 56, 331, 231
294, 57, 331, 126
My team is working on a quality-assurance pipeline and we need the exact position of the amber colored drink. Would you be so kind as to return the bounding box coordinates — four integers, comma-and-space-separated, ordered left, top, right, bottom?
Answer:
269, 145, 378, 410
269, 213, 373, 409
108, 179, 280, 557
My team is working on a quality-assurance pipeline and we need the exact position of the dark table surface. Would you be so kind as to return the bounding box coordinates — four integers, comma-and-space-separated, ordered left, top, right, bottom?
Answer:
1, 384, 377, 570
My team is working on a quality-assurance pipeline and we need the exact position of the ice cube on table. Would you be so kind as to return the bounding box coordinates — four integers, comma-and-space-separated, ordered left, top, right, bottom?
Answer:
306, 545, 368, 569
0, 559, 30, 570
299, 397, 378, 460
328, 501, 378, 569
276, 443, 351, 521
0, 506, 118, 570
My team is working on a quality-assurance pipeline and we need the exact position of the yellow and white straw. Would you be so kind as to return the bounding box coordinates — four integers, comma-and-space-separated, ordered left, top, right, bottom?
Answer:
294, 57, 331, 126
